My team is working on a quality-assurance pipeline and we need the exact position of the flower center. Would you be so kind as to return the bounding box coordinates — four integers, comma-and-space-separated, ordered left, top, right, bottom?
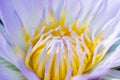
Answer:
24, 12, 102, 80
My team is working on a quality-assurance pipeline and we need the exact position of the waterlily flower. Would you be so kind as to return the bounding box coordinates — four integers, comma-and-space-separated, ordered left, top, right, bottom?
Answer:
0, 0, 120, 80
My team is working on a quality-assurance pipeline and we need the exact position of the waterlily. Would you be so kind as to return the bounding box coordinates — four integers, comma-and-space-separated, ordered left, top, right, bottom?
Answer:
0, 0, 120, 80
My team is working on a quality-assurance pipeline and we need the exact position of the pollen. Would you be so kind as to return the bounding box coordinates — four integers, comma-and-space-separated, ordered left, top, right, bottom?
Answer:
24, 11, 103, 80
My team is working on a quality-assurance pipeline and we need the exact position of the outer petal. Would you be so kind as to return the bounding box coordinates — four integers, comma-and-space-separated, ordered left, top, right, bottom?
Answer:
52, 0, 97, 25
71, 66, 108, 80
91, 10, 120, 43
0, 57, 26, 80
92, 45, 120, 80
17, 57, 40, 80
106, 69, 120, 79
0, 0, 25, 50
89, 0, 120, 31
0, 33, 39, 80
0, 33, 18, 66
51, 0, 97, 25
78, 0, 98, 24
99, 45, 120, 69
12, 0, 45, 34
65, 0, 81, 24
51, 0, 65, 19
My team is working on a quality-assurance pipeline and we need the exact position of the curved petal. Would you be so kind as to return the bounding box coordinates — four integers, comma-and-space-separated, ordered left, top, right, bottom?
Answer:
0, 0, 25, 49
65, 0, 81, 24
0, 57, 26, 80
0, 33, 18, 66
71, 66, 108, 80
78, 0, 99, 25
99, 45, 120, 69
92, 45, 120, 79
0, 24, 5, 36
106, 69, 120, 79
93, 37, 120, 63
87, 67, 108, 79
17, 56, 39, 80
51, 0, 97, 25
12, 0, 45, 34
92, 10, 120, 41
0, 33, 39, 80
51, 0, 64, 18
89, 0, 120, 31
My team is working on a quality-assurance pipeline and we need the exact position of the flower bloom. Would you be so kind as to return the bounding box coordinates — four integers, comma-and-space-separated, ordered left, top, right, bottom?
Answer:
0, 0, 120, 80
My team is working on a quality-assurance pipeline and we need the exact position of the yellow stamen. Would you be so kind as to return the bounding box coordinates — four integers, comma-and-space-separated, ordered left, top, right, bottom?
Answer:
24, 11, 105, 80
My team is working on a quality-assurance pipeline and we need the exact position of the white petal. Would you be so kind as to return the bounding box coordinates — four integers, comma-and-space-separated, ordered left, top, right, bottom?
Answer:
100, 45, 120, 68
51, 0, 65, 19
0, 33, 38, 80
107, 69, 120, 79
17, 57, 39, 80
0, 33, 18, 66
78, 0, 99, 25
65, 0, 81, 24
0, 57, 26, 80
89, 0, 120, 31
72, 75, 87, 80
0, 0, 25, 49
12, 0, 44, 34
